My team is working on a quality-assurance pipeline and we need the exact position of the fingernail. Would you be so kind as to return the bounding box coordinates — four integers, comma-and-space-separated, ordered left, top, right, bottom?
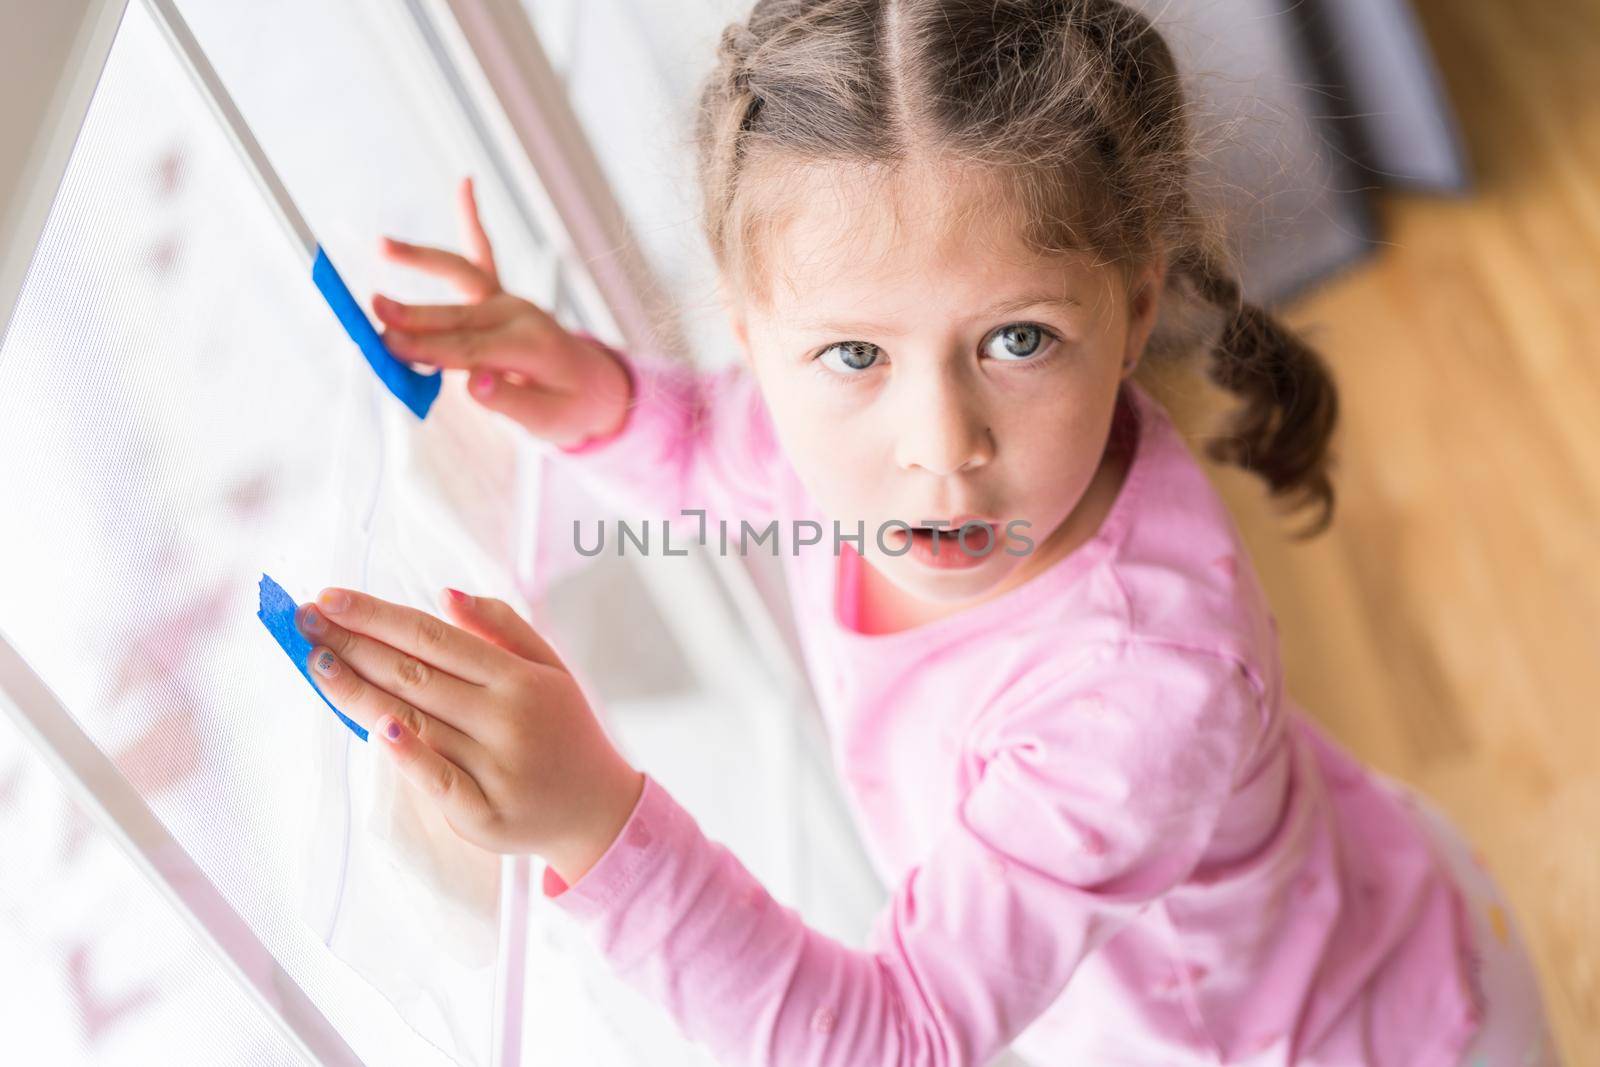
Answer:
373, 294, 393, 313
470, 372, 496, 398
382, 716, 403, 742
313, 649, 339, 677
299, 604, 326, 636
446, 587, 472, 605
319, 589, 350, 614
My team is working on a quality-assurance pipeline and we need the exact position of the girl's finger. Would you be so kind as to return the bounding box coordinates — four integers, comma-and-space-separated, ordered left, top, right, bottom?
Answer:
371, 292, 520, 333
381, 326, 504, 370
465, 371, 584, 441
373, 712, 492, 824
458, 176, 500, 287
439, 589, 567, 671
379, 236, 497, 301
299, 603, 484, 730
313, 587, 517, 686
305, 645, 482, 769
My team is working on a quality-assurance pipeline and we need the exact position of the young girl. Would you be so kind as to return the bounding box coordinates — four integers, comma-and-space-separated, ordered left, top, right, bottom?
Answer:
295, 1, 1559, 1062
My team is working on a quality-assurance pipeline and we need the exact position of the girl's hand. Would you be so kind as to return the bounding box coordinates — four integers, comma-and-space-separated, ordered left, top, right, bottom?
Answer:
294, 585, 644, 886
374, 176, 632, 450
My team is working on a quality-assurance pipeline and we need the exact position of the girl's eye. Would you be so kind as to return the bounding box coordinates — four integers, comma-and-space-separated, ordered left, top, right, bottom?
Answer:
983, 322, 1055, 362
814, 324, 1058, 379
817, 340, 882, 376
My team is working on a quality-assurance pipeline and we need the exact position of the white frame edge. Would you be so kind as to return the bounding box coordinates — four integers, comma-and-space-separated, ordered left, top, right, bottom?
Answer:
434, 0, 685, 360
0, 0, 129, 347
141, 0, 318, 265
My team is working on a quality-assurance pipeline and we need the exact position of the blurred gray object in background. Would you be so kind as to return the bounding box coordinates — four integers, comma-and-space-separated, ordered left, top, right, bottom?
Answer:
1123, 0, 1469, 306
1293, 0, 1472, 194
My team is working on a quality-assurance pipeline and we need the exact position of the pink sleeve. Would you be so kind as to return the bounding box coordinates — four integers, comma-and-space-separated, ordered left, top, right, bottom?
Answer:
540, 640, 1263, 1066
550, 332, 783, 529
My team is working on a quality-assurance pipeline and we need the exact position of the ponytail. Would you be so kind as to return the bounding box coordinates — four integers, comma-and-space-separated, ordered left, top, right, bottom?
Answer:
1177, 249, 1341, 540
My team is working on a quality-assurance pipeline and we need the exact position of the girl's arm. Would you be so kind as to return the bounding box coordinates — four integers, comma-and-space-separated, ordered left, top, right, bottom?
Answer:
541, 639, 1264, 1067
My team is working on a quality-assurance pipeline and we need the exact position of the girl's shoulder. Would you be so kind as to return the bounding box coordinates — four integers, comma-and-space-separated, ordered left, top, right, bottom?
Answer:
1101, 380, 1281, 686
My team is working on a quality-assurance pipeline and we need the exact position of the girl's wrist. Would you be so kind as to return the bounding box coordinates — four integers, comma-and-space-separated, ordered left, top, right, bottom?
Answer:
543, 765, 646, 887
563, 330, 632, 425
578, 339, 634, 443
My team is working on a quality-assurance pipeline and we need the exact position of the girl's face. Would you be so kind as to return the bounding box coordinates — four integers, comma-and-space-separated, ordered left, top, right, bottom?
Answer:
729, 164, 1164, 608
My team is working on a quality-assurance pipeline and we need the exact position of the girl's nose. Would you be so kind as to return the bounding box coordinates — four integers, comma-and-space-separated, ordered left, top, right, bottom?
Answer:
892, 369, 995, 477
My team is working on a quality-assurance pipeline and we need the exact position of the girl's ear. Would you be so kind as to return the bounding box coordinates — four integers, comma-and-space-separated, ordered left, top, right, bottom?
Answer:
1121, 253, 1168, 378
717, 278, 755, 370
729, 309, 755, 370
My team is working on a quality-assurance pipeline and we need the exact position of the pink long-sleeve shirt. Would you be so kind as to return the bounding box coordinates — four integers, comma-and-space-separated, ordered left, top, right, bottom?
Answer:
536, 339, 1484, 1066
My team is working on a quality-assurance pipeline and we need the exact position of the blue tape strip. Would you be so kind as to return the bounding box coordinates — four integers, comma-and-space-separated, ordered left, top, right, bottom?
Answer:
312, 245, 441, 419
256, 573, 368, 742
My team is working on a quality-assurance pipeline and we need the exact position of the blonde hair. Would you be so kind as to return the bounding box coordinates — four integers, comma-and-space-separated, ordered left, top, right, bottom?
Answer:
691, 0, 1341, 539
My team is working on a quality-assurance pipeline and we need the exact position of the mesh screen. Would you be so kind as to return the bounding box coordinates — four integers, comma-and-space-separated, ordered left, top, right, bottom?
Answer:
0, 713, 301, 1064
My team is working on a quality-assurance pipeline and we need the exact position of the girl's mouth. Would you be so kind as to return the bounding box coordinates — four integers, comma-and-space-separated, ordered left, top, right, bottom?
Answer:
890, 520, 998, 571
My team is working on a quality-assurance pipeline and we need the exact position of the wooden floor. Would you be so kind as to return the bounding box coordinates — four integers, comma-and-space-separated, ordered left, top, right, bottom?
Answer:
1147, 2, 1598, 1061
